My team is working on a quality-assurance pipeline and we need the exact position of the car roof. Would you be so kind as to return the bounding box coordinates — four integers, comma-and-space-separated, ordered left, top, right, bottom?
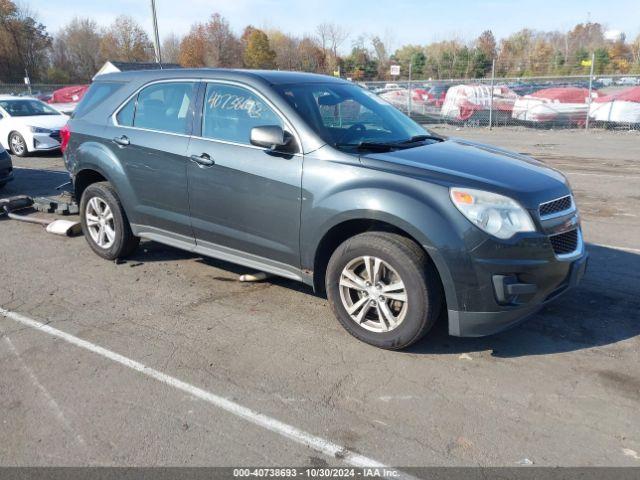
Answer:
95, 68, 348, 86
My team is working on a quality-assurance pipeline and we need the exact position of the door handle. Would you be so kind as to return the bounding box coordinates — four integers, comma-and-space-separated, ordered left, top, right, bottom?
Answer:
190, 153, 215, 167
113, 135, 130, 146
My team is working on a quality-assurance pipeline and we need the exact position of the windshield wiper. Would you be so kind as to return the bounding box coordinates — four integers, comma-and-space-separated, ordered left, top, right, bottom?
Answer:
335, 135, 445, 152
335, 141, 399, 152
399, 134, 445, 144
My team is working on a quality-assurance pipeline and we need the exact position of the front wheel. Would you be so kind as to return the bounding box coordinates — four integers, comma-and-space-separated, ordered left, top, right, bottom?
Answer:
80, 182, 139, 260
9, 132, 28, 157
325, 232, 443, 350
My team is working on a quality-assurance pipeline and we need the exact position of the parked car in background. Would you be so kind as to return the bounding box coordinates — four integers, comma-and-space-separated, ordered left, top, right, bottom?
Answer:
64, 69, 587, 349
616, 77, 639, 86
0, 96, 68, 157
0, 144, 13, 189
441, 84, 518, 123
423, 84, 450, 108
379, 88, 429, 111
596, 77, 613, 87
589, 86, 640, 126
512, 87, 599, 126
47, 85, 90, 115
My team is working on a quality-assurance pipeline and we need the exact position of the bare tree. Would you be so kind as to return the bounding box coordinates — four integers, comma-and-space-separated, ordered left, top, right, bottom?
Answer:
100, 15, 152, 63
53, 18, 103, 81
161, 32, 181, 64
205, 13, 242, 67
316, 22, 348, 72
268, 29, 300, 70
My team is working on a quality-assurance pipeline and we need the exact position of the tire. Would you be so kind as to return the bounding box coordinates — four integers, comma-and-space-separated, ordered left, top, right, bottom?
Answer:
325, 232, 443, 350
80, 181, 139, 260
9, 132, 28, 157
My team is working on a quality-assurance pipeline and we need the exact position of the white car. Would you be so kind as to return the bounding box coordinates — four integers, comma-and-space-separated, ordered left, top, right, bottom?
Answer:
0, 95, 69, 157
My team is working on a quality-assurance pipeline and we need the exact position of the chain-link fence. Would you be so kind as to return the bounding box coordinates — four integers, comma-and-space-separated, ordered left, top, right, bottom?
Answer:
364, 74, 640, 130
3, 75, 640, 131
0, 83, 71, 99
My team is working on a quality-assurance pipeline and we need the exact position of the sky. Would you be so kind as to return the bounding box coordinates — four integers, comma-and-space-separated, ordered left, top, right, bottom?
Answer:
27, 0, 640, 52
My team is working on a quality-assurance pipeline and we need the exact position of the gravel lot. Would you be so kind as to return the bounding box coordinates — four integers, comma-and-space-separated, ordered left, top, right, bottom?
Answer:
1, 128, 639, 468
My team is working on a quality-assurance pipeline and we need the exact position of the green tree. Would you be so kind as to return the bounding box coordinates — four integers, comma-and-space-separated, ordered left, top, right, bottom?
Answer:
243, 29, 276, 69
343, 43, 378, 80
593, 47, 610, 74
391, 45, 424, 79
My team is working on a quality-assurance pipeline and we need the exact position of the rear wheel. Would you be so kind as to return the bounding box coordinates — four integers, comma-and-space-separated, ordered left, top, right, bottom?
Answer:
325, 232, 443, 350
9, 132, 27, 157
80, 182, 139, 260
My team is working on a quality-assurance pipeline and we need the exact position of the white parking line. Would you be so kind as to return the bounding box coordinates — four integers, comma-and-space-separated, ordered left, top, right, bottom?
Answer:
590, 243, 640, 254
564, 172, 640, 179
0, 307, 388, 470
4, 336, 87, 448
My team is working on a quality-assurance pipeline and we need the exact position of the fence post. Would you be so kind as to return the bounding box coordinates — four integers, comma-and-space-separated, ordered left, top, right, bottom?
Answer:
585, 52, 595, 131
24, 69, 32, 96
488, 59, 496, 130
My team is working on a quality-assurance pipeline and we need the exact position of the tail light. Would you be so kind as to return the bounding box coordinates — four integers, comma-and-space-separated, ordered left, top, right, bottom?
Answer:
60, 124, 71, 153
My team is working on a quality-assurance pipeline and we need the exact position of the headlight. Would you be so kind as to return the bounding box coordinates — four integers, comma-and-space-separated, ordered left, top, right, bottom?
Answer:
450, 187, 535, 239
30, 126, 52, 134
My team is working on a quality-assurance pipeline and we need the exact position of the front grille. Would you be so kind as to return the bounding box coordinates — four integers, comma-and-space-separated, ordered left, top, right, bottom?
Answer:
550, 229, 579, 255
539, 195, 572, 217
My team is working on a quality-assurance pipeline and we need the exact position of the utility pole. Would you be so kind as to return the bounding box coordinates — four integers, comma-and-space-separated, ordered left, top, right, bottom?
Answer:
150, 0, 163, 66
586, 52, 595, 130
488, 58, 496, 130
407, 60, 413, 117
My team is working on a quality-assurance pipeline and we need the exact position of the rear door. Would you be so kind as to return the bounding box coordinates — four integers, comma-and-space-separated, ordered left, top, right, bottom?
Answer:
186, 81, 303, 271
105, 80, 198, 241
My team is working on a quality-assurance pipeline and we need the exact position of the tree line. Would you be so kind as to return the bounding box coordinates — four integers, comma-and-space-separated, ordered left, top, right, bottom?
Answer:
1, 0, 639, 85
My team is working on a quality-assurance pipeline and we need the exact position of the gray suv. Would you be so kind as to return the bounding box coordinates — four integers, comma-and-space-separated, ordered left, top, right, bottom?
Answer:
64, 69, 587, 349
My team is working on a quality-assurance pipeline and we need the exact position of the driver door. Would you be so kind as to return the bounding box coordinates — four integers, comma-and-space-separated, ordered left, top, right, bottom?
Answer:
186, 82, 303, 274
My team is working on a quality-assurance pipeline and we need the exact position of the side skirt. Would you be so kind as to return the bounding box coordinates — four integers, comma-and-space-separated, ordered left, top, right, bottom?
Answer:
131, 224, 304, 283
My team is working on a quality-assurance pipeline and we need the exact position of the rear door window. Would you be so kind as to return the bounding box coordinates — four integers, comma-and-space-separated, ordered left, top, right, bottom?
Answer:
201, 83, 283, 145
116, 97, 136, 126
132, 82, 197, 135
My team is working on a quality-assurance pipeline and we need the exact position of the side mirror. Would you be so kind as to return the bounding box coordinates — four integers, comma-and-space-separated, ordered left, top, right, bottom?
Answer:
250, 125, 291, 150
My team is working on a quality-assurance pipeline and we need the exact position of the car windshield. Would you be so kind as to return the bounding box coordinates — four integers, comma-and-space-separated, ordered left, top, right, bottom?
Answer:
274, 83, 432, 152
0, 99, 61, 117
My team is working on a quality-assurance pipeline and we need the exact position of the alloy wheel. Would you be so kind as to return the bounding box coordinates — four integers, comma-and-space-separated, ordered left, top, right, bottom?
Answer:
85, 197, 116, 249
10, 135, 25, 155
338, 255, 408, 333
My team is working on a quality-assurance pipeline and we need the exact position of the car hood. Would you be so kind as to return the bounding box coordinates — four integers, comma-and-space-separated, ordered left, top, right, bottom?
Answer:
8, 115, 68, 130
360, 138, 570, 208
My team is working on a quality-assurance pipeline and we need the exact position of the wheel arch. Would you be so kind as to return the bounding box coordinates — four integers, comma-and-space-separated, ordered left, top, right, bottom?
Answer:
68, 141, 138, 224
74, 168, 108, 201
311, 216, 453, 312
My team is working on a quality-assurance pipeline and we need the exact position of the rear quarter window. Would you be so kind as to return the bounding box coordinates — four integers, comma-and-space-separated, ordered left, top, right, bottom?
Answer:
72, 82, 124, 119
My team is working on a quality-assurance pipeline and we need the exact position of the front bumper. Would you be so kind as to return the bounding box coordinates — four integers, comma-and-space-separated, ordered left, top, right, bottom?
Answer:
32, 131, 61, 151
448, 248, 588, 337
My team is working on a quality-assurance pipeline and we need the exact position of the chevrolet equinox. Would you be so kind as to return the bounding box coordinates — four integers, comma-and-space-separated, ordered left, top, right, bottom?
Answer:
63, 70, 587, 349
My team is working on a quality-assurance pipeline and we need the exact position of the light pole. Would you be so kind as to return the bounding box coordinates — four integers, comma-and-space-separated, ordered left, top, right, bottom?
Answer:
150, 0, 163, 66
